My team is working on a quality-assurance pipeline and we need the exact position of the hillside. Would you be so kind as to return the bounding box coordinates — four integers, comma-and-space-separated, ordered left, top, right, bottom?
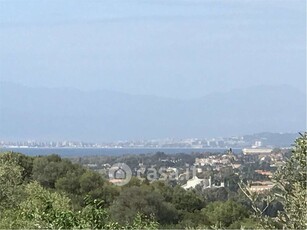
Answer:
0, 82, 305, 141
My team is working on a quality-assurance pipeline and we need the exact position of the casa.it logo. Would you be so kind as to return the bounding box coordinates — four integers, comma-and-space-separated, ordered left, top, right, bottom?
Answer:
108, 163, 132, 186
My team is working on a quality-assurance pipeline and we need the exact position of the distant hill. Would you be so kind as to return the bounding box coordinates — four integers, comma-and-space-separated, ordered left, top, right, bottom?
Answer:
242, 132, 301, 147
0, 82, 305, 141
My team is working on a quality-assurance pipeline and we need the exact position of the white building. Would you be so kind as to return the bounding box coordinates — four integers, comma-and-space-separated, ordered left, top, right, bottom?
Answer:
182, 176, 225, 190
182, 176, 203, 189
242, 148, 272, 155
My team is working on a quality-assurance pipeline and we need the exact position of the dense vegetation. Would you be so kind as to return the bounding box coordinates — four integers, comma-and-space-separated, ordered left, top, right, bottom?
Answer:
0, 133, 306, 229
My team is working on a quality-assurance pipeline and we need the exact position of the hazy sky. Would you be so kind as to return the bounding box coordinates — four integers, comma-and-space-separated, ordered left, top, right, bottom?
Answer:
0, 0, 306, 99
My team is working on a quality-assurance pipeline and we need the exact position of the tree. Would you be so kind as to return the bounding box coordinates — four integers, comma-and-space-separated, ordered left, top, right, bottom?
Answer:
202, 200, 249, 227
171, 186, 205, 212
32, 156, 67, 188
129, 213, 159, 230
17, 181, 73, 229
240, 132, 307, 229
0, 152, 33, 181
0, 160, 25, 229
273, 132, 307, 229
55, 171, 82, 195
5, 182, 119, 229
0, 160, 23, 210
109, 186, 178, 225
201, 187, 229, 203
177, 210, 210, 229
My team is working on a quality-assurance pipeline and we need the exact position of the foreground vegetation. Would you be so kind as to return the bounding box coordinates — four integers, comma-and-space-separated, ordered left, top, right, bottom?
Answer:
0, 133, 306, 229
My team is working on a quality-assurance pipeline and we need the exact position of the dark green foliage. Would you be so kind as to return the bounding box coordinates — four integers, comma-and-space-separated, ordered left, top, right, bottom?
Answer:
202, 187, 229, 202
171, 186, 205, 212
32, 155, 70, 188
55, 170, 83, 195
177, 210, 210, 228
79, 170, 105, 193
202, 200, 249, 227
110, 186, 179, 225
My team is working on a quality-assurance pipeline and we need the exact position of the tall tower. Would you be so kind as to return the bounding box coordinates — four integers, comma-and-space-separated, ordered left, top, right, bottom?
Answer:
228, 148, 235, 162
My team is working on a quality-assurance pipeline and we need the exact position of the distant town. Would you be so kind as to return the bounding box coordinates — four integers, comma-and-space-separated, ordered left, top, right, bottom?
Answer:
71, 143, 290, 194
0, 132, 298, 149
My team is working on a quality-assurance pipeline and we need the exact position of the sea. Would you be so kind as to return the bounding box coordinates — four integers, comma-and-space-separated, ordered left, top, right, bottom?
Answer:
0, 147, 242, 157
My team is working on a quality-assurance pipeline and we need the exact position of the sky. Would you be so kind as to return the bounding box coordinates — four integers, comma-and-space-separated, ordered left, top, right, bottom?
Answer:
0, 0, 306, 99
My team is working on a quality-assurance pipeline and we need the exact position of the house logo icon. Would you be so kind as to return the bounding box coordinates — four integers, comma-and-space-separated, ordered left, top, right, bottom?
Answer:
108, 163, 132, 186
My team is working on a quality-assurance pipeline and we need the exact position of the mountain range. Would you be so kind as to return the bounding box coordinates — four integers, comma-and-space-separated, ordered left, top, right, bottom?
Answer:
0, 82, 305, 141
